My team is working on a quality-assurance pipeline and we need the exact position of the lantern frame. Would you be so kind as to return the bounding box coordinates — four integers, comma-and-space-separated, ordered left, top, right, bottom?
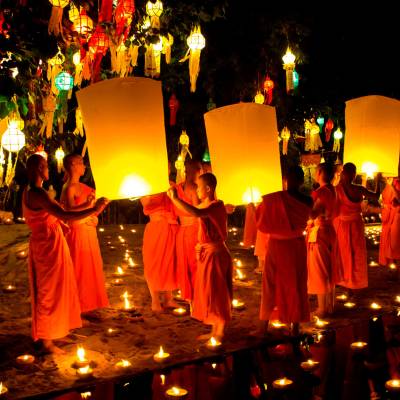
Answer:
1, 122, 25, 153
145, 0, 163, 17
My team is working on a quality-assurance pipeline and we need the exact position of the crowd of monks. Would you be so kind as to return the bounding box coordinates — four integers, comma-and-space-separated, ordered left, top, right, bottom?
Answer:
21, 154, 400, 353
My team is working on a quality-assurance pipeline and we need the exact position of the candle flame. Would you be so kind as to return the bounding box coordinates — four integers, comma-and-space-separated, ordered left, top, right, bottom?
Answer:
158, 346, 164, 357
99, 228, 104, 232
108, 328, 114, 333
131, 229, 136, 233
120, 360, 131, 367
336, 294, 347, 301
120, 225, 124, 230
370, 302, 381, 309
78, 366, 90, 374
271, 320, 286, 328
344, 302, 356, 308
128, 258, 135, 267
81, 392, 92, 399
232, 299, 239, 307
236, 269, 244, 279
391, 380, 400, 387
307, 359, 314, 365
124, 297, 132, 310
235, 260, 242, 267
0, 383, 3, 393
172, 387, 180, 395
390, 263, 397, 270
122, 291, 129, 299
117, 266, 124, 275
77, 346, 86, 362
160, 374, 165, 385
396, 296, 400, 303
212, 363, 217, 369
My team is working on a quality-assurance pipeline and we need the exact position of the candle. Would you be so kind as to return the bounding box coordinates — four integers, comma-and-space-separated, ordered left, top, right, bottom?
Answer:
336, 294, 348, 301
105, 328, 120, 337
4, 218, 12, 225
173, 307, 187, 316
272, 378, 293, 390
174, 290, 182, 300
131, 229, 136, 233
239, 242, 244, 246
389, 263, 397, 270
300, 359, 320, 372
314, 317, 329, 328
128, 258, 136, 267
165, 386, 188, 398
112, 278, 123, 286
270, 320, 286, 329
344, 302, 356, 308
350, 341, 368, 351
120, 291, 132, 300
370, 302, 381, 310
235, 260, 242, 268
77, 366, 93, 379
16, 251, 28, 259
369, 261, 378, 267
75, 346, 89, 368
113, 266, 125, 277
232, 299, 245, 310
3, 284, 16, 293
206, 337, 221, 349
120, 225, 124, 230
123, 297, 134, 311
160, 374, 166, 386
385, 379, 400, 392
115, 359, 132, 370
235, 269, 246, 281
0, 382, 8, 396
109, 246, 116, 250
211, 363, 217, 369
99, 228, 105, 232
153, 346, 170, 362
16, 354, 35, 365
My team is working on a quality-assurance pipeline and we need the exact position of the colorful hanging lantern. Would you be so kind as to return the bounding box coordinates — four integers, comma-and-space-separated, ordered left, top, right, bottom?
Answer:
47, 48, 65, 95
280, 126, 290, 155
55, 71, 74, 91
73, 108, 85, 136
1, 121, 25, 153
48, 0, 70, 36
324, 118, 334, 142
115, 0, 135, 37
316, 116, 324, 133
162, 34, 174, 64
175, 130, 192, 183
89, 26, 110, 55
168, 94, 179, 126
293, 70, 299, 90
202, 149, 211, 162
144, 36, 162, 78
73, 9, 93, 36
55, 146, 65, 173
68, 3, 80, 23
263, 75, 274, 105
38, 93, 57, 138
332, 127, 343, 152
282, 47, 296, 93
180, 26, 205, 93
254, 91, 265, 104
145, 0, 163, 29
305, 119, 322, 152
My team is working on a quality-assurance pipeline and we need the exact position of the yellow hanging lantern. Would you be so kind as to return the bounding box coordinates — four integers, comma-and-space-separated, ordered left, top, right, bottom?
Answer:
282, 47, 296, 93
145, 0, 163, 29
162, 34, 174, 64
38, 93, 57, 138
332, 127, 343, 152
175, 130, 192, 183
180, 26, 206, 93
73, 9, 93, 36
55, 146, 65, 173
68, 3, 80, 23
254, 91, 265, 104
48, 0, 70, 36
144, 37, 162, 78
73, 108, 85, 136
281, 126, 291, 155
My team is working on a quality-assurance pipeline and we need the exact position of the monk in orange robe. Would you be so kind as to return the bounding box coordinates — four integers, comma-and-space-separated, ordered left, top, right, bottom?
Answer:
60, 154, 109, 314
141, 191, 179, 312
23, 154, 108, 353
334, 163, 382, 292
174, 161, 201, 302
242, 203, 257, 248
307, 163, 337, 317
168, 173, 232, 340
256, 166, 312, 334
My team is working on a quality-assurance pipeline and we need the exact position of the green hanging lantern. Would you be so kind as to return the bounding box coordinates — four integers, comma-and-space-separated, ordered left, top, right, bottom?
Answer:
202, 149, 211, 162
55, 72, 74, 91
293, 70, 299, 90
317, 116, 324, 131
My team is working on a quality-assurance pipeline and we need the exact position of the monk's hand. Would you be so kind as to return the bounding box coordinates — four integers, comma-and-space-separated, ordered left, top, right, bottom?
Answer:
86, 194, 95, 207
95, 197, 109, 213
225, 204, 236, 214
167, 187, 177, 200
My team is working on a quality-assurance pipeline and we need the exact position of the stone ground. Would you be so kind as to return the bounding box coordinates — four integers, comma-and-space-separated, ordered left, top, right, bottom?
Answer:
0, 223, 398, 399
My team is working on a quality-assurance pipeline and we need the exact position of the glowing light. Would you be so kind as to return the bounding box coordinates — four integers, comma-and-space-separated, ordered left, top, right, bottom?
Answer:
350, 341, 368, 350
73, 52, 81, 65
272, 377, 293, 389
242, 187, 262, 204
1, 121, 25, 152
271, 320, 286, 328
80, 392, 92, 399
160, 374, 166, 385
361, 162, 378, 178
115, 359, 131, 369
165, 386, 188, 397
145, 0, 163, 17
153, 346, 170, 361
119, 174, 151, 199
55, 72, 74, 91
282, 48, 296, 66
370, 302, 381, 310
254, 91, 265, 105
172, 307, 186, 316
344, 302, 356, 308
206, 337, 221, 348
314, 316, 329, 328
187, 28, 206, 50
76, 346, 88, 367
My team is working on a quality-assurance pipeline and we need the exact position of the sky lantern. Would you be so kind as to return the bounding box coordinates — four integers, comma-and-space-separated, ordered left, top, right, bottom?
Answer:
254, 91, 264, 104
180, 26, 205, 93
48, 0, 70, 36
76, 77, 169, 199
332, 127, 343, 152
344, 95, 400, 176
282, 47, 296, 93
324, 118, 334, 141
204, 103, 282, 205
145, 0, 163, 28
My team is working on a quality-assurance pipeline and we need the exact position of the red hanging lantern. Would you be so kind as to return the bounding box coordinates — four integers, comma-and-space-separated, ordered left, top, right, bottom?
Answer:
99, 0, 113, 22
168, 94, 180, 127
73, 9, 93, 36
263, 75, 274, 105
115, 0, 135, 37
325, 118, 334, 142
88, 26, 110, 55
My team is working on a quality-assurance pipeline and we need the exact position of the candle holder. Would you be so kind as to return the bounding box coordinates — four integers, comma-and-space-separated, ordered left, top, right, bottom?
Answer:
76, 366, 93, 379
206, 337, 222, 349
115, 359, 132, 371
0, 383, 8, 396
16, 354, 35, 366
153, 346, 170, 362
385, 379, 400, 392
74, 346, 89, 368
3, 285, 16, 293
272, 378, 293, 390
300, 359, 320, 372
344, 302, 356, 308
172, 307, 187, 316
350, 341, 368, 352
112, 279, 123, 286
165, 386, 188, 398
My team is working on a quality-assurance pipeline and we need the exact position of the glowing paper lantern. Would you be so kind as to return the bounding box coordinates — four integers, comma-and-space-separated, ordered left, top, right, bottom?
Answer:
204, 103, 282, 205
76, 77, 169, 199
115, 0, 135, 37
324, 118, 334, 141
48, 0, 70, 36
361, 162, 378, 178
344, 95, 400, 176
55, 71, 73, 91
144, 37, 162, 78
202, 149, 211, 162
254, 91, 265, 104
73, 9, 93, 36
89, 26, 110, 55
145, 0, 163, 28
55, 146, 65, 173
281, 126, 290, 155
305, 119, 322, 152
332, 127, 343, 152
317, 116, 324, 131
263, 75, 274, 105
282, 47, 296, 93
168, 94, 179, 126
1, 121, 25, 152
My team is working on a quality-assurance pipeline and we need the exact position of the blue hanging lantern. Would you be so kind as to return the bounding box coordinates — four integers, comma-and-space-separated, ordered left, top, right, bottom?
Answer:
317, 116, 325, 131
293, 70, 299, 90
55, 72, 74, 91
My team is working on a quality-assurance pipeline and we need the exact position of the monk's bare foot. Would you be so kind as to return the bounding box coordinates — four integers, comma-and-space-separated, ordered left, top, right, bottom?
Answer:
164, 300, 180, 309
197, 333, 212, 341
43, 340, 66, 355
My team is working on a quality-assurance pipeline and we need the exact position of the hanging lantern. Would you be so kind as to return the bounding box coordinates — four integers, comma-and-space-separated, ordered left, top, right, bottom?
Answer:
1, 121, 25, 153
282, 47, 296, 93
35, 145, 48, 160
305, 119, 322, 153
68, 3, 80, 23
145, 0, 163, 29
280, 126, 290, 155
144, 36, 162, 78
115, 0, 135, 37
168, 94, 179, 126
254, 91, 264, 104
175, 130, 192, 183
179, 26, 205, 93
162, 34, 173, 64
38, 93, 57, 138
332, 127, 343, 152
316, 116, 324, 132
263, 75, 274, 105
55, 71, 74, 91
325, 118, 334, 142
89, 26, 110, 55
0, 149, 5, 187
48, 0, 70, 36
202, 149, 211, 162
293, 70, 299, 90
55, 146, 65, 173
73, 9, 93, 36
47, 48, 65, 95
73, 108, 85, 136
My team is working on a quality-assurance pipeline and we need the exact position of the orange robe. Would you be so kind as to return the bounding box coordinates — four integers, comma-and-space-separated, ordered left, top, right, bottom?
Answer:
63, 183, 109, 312
142, 193, 178, 292
242, 203, 257, 248
307, 185, 337, 294
23, 190, 81, 341
257, 191, 311, 323
175, 183, 199, 301
192, 200, 232, 325
333, 183, 367, 289
254, 204, 269, 260
380, 179, 400, 264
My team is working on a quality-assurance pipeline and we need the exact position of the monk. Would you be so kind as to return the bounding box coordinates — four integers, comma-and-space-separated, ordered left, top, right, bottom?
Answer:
60, 154, 109, 314
256, 166, 312, 335
174, 160, 201, 302
307, 163, 337, 317
23, 154, 108, 353
168, 173, 232, 341
242, 203, 257, 248
141, 190, 179, 312
334, 163, 382, 292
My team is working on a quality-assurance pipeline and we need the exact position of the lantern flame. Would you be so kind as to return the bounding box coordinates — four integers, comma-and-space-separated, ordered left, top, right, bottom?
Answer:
361, 162, 378, 178
117, 266, 124, 275
77, 346, 87, 362
242, 187, 261, 204
160, 374, 165, 385
119, 174, 151, 199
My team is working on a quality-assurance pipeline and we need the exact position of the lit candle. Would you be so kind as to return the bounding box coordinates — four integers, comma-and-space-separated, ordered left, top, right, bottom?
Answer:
336, 294, 348, 301
105, 328, 120, 337
112, 278, 123, 286
77, 366, 93, 379
235, 269, 246, 281
160, 374, 166, 386
385, 379, 400, 392
0, 382, 8, 396
270, 320, 286, 329
370, 302, 381, 310
232, 299, 245, 310
395, 296, 400, 304
75, 346, 89, 368
350, 341, 368, 351
115, 359, 132, 370
113, 266, 125, 277
239, 242, 244, 246
165, 386, 188, 398
128, 258, 136, 267
272, 377, 293, 390
131, 229, 136, 233
389, 263, 397, 270
344, 302, 356, 308
211, 363, 217, 369
5, 218, 12, 225
120, 291, 132, 300
99, 228, 105, 232
206, 337, 221, 349
300, 359, 320, 372
109, 246, 116, 250
314, 316, 329, 328
369, 261, 378, 267
16, 251, 28, 259
16, 354, 35, 365
172, 307, 187, 316
235, 260, 243, 268
3, 284, 16, 293
123, 297, 134, 311
153, 346, 170, 362
120, 225, 124, 230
